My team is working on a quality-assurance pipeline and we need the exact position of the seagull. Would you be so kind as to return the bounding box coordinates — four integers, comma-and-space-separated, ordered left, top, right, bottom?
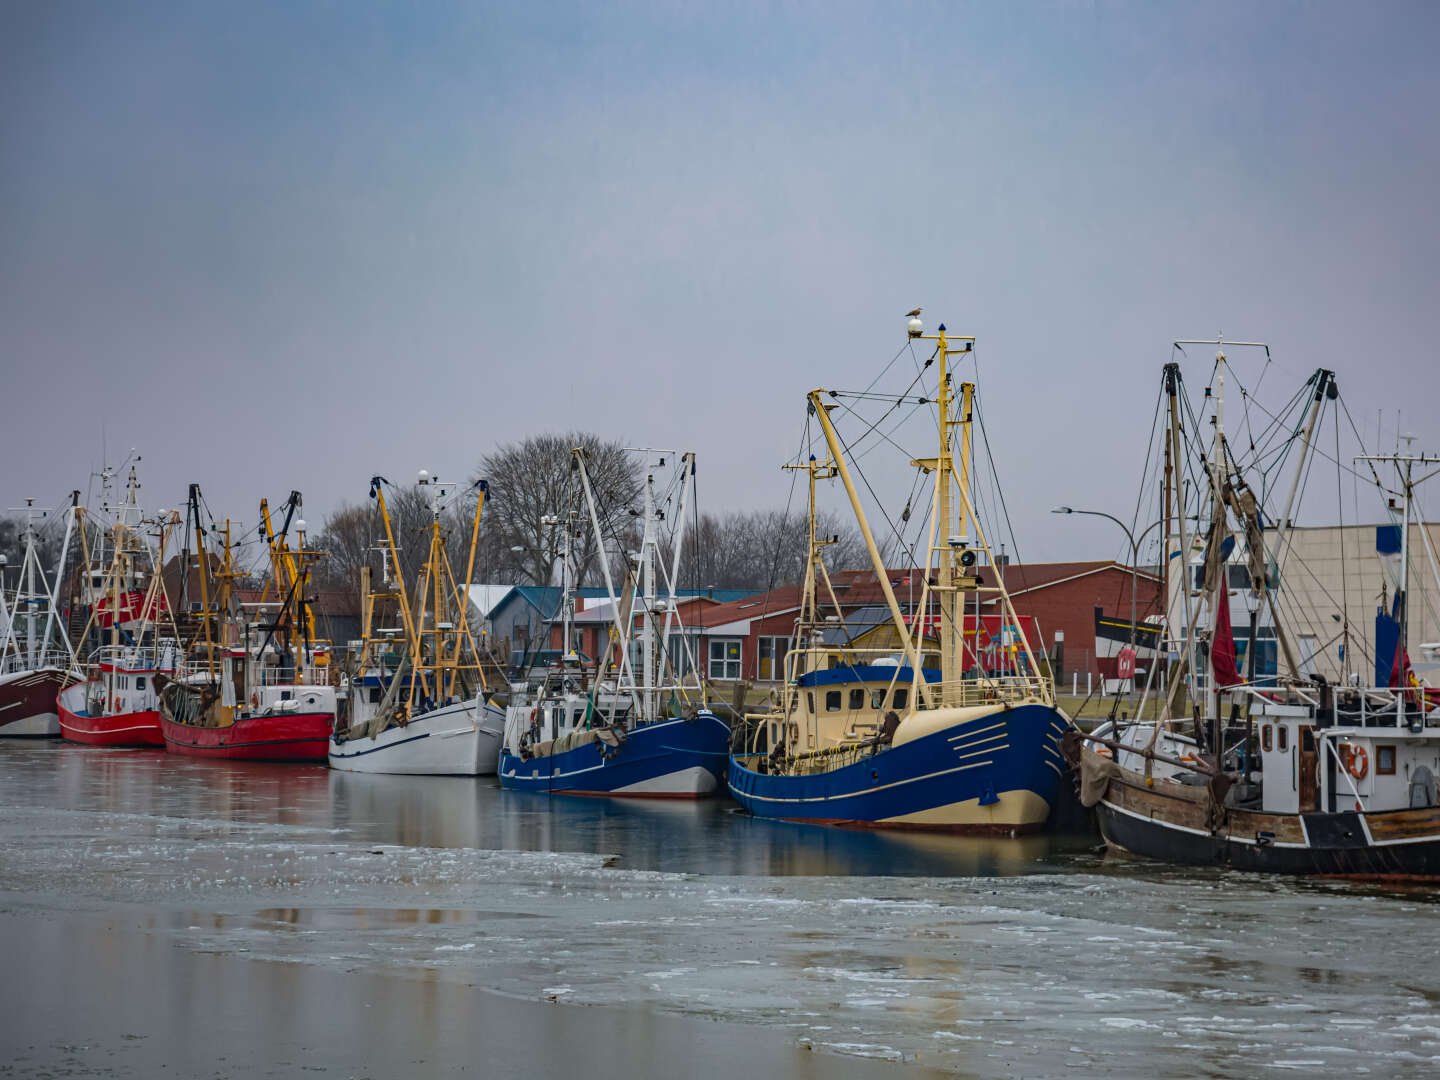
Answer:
906, 307, 923, 317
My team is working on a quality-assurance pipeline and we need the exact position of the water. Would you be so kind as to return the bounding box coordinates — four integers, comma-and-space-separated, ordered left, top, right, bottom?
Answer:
3, 742, 1439, 1077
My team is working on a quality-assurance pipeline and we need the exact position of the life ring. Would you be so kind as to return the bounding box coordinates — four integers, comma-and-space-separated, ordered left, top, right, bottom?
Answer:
1344, 744, 1368, 780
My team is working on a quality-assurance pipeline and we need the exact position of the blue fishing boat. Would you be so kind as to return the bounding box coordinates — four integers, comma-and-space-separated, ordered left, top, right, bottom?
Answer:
499, 448, 730, 798
728, 316, 1074, 834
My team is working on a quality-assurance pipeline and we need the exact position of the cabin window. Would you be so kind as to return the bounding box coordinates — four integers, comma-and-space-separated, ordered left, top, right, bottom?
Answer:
757, 637, 791, 681
572, 710, 585, 727
849, 688, 865, 710
280, 690, 292, 700
807, 692, 815, 714
893, 688, 909, 710
135, 677, 146, 690
825, 690, 842, 712
870, 689, 886, 710
1377, 745, 1397, 775
708, 639, 742, 680
1277, 726, 1288, 752
369, 687, 381, 704
1262, 725, 1272, 752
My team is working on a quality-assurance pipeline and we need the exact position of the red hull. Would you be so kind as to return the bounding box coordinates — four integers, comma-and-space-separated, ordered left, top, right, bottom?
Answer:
161, 711, 333, 761
0, 668, 70, 735
58, 700, 165, 747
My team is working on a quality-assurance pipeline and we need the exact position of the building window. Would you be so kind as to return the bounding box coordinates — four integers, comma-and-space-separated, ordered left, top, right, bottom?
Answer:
825, 690, 842, 711
1377, 745, 1397, 775
849, 688, 865, 710
757, 636, 791, 681
708, 639, 742, 680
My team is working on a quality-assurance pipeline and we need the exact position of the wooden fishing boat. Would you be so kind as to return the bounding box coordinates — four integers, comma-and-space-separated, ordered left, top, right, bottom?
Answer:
1067, 341, 1440, 878
157, 486, 335, 762
727, 317, 1073, 833
329, 472, 504, 775
499, 449, 730, 798
0, 495, 82, 737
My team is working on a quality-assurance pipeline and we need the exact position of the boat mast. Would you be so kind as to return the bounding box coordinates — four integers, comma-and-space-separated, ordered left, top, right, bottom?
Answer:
641, 462, 657, 720
808, 389, 934, 706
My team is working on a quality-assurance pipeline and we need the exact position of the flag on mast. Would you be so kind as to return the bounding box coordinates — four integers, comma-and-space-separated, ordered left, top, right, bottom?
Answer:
1212, 586, 1243, 688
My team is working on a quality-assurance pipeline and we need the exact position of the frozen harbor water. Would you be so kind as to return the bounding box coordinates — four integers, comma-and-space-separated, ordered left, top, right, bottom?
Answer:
3, 742, 1440, 1077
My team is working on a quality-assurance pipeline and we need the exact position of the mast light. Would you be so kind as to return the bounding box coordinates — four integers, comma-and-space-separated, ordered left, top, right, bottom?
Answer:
907, 317, 924, 338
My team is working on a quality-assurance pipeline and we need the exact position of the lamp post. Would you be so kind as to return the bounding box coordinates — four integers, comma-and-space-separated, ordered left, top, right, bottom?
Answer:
1051, 507, 1165, 700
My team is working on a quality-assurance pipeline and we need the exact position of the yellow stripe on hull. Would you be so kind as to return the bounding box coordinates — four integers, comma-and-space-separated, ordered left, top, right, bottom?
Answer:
879, 789, 1051, 831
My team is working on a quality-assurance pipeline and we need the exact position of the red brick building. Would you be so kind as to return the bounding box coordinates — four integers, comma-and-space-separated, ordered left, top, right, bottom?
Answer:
683, 562, 1161, 687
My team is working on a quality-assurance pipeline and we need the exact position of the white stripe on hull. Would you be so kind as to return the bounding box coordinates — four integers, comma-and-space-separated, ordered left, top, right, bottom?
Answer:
880, 789, 1051, 829
0, 711, 61, 737
612, 765, 717, 797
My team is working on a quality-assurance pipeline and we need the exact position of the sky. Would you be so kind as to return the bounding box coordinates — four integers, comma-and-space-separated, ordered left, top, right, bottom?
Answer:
4, 1, 1439, 568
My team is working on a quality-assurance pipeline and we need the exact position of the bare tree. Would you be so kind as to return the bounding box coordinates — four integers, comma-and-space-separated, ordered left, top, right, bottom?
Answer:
680, 509, 868, 591
477, 432, 641, 588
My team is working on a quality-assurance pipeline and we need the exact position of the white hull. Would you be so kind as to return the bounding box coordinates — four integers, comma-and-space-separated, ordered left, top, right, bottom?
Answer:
328, 699, 504, 775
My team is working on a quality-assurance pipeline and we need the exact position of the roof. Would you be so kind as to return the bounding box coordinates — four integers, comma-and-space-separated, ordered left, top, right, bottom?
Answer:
461, 584, 514, 622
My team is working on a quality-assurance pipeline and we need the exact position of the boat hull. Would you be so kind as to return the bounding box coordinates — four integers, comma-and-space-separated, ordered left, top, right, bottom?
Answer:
1094, 755, 1440, 878
728, 703, 1069, 834
499, 712, 730, 798
0, 667, 70, 737
328, 699, 503, 775
161, 711, 332, 761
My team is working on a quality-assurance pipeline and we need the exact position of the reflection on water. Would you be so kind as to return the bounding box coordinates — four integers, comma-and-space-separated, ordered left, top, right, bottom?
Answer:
21, 742, 1071, 877
7, 741, 1440, 1078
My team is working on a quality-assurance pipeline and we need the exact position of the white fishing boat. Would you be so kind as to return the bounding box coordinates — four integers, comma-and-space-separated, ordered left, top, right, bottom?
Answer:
328, 471, 504, 775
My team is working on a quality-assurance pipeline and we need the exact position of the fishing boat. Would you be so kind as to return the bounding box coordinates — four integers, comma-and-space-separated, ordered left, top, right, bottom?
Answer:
156, 486, 336, 761
727, 317, 1072, 833
1067, 342, 1440, 877
498, 448, 731, 798
0, 494, 82, 737
57, 469, 179, 747
329, 471, 505, 775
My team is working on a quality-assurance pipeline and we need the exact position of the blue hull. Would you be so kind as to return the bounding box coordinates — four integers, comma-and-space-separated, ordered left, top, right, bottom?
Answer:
498, 711, 730, 798
728, 704, 1070, 834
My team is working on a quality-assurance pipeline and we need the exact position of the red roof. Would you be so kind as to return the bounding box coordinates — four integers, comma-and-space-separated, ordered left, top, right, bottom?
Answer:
692, 561, 1157, 630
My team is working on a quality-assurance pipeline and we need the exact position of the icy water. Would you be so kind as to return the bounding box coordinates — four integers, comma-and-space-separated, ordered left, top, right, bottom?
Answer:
3, 743, 1440, 1078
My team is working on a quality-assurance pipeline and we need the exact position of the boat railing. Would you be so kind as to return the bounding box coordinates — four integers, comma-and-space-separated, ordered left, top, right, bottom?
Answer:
0, 649, 75, 675
86, 644, 178, 672
247, 662, 334, 688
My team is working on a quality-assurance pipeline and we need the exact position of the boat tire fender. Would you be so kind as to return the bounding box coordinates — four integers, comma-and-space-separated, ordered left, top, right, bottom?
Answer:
1345, 744, 1368, 780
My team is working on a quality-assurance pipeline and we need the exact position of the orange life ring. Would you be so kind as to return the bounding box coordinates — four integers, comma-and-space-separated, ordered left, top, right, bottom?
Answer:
1344, 744, 1368, 780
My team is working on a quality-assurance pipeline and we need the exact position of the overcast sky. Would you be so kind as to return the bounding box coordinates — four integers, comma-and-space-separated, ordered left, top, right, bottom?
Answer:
4, 1, 1438, 566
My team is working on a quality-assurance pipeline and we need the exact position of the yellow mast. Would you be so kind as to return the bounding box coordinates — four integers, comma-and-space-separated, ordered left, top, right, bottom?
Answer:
808, 392, 936, 707
371, 480, 428, 707
910, 323, 1049, 700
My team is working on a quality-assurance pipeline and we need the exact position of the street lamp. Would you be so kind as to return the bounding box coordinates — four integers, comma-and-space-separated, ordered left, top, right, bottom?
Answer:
1051, 507, 1166, 699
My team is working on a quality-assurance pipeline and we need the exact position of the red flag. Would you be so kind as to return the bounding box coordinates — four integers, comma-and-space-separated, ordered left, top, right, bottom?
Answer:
1212, 588, 1243, 687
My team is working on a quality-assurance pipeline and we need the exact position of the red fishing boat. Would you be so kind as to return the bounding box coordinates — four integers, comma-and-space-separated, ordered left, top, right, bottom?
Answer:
156, 486, 338, 762
58, 472, 181, 749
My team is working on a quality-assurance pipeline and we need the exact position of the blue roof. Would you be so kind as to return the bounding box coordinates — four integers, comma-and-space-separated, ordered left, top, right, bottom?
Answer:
796, 665, 942, 687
